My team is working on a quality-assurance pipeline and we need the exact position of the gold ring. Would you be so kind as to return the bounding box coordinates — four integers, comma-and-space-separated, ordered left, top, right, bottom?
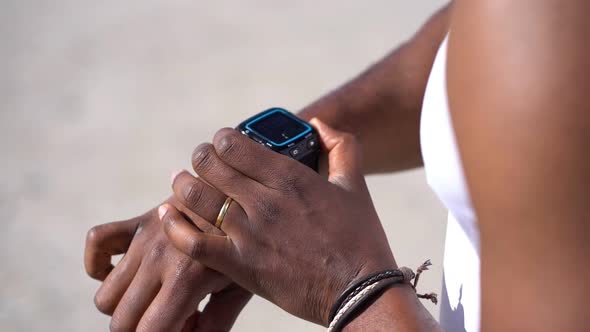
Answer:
215, 197, 233, 229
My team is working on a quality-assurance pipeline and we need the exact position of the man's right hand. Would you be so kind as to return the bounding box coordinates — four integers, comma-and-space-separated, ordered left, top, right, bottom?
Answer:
161, 120, 399, 326
84, 195, 252, 332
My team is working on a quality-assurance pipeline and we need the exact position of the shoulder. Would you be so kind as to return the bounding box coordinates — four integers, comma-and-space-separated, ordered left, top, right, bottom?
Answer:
445, 2, 590, 330
446, 0, 590, 225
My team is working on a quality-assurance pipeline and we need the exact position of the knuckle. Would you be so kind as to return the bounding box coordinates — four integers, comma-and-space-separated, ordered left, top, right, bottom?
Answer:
132, 220, 146, 240
214, 127, 234, 138
86, 225, 105, 247
281, 172, 301, 190
85, 259, 112, 280
215, 131, 242, 159
86, 266, 103, 280
278, 171, 309, 197
191, 143, 216, 173
254, 192, 281, 222
175, 255, 196, 274
162, 214, 176, 234
94, 291, 115, 316
170, 257, 202, 286
188, 236, 205, 260
146, 241, 167, 263
182, 180, 205, 209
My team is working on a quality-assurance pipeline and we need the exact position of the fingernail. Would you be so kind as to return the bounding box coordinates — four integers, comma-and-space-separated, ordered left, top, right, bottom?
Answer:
171, 169, 185, 185
158, 204, 168, 219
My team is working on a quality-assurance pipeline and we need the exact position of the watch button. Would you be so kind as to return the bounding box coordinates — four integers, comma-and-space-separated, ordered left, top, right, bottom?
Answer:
289, 147, 302, 157
307, 138, 318, 149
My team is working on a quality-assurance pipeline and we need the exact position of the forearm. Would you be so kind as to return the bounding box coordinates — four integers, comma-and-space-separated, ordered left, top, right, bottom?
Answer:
343, 285, 442, 332
298, 4, 452, 174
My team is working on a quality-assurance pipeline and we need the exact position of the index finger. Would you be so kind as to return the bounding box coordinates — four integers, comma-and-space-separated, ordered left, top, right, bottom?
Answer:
212, 128, 317, 190
84, 219, 139, 281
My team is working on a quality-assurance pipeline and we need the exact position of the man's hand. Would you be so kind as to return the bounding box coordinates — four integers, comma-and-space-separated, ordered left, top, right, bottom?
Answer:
84, 196, 252, 331
160, 119, 398, 325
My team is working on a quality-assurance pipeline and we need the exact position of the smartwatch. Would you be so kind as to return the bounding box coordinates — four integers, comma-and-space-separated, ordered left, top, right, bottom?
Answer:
237, 107, 321, 171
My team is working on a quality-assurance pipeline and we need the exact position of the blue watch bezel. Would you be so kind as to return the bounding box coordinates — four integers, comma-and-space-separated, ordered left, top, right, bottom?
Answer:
244, 108, 312, 147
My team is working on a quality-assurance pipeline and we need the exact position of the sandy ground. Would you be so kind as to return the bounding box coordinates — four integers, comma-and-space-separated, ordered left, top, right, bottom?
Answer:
1, 1, 447, 330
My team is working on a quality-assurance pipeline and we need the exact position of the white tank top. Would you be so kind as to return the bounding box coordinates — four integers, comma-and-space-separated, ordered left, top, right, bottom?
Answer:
420, 35, 481, 332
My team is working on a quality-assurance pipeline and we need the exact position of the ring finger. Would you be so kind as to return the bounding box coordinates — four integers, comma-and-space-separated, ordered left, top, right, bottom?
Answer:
171, 171, 248, 235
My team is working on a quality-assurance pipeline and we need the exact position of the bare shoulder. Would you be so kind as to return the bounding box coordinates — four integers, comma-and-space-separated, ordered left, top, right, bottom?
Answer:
446, 1, 590, 330
448, 0, 590, 120
447, 0, 590, 217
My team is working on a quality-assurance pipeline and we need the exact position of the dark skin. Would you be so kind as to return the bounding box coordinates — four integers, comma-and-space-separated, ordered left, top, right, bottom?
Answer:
162, 0, 590, 331
298, 4, 452, 174
164, 121, 398, 324
84, 4, 451, 331
85, 197, 252, 332
448, 0, 590, 330
161, 120, 442, 329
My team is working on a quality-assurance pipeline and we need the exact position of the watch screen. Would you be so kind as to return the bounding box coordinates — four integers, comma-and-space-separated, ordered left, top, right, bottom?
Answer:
249, 111, 308, 145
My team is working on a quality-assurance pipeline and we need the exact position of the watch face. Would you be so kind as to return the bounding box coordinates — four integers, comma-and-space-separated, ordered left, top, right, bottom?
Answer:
246, 109, 311, 146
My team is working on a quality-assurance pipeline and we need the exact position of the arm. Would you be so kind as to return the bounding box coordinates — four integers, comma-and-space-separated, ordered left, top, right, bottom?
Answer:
299, 4, 452, 174
85, 5, 452, 330
156, 5, 454, 331
326, 4, 454, 330
343, 285, 444, 332
448, 0, 590, 330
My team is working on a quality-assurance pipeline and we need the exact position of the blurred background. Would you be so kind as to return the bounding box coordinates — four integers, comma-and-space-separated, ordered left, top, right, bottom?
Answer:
0, 0, 447, 330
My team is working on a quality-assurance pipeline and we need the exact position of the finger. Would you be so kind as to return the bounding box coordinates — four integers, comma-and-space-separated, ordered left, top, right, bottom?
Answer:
214, 195, 249, 237
197, 285, 253, 332
93, 249, 141, 315
171, 171, 248, 233
171, 170, 227, 223
212, 128, 315, 189
167, 195, 221, 236
136, 280, 203, 332
191, 142, 268, 205
109, 263, 161, 331
309, 118, 365, 191
136, 262, 225, 332
170, 173, 249, 234
160, 204, 237, 274
85, 219, 139, 281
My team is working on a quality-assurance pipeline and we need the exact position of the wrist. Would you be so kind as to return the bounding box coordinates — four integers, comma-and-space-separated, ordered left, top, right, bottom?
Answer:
323, 257, 398, 325
312, 257, 395, 326
342, 284, 422, 332
326, 258, 443, 332
339, 262, 442, 332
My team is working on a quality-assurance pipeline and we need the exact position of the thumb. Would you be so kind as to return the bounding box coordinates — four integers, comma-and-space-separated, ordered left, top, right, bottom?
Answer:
159, 204, 236, 275
309, 118, 365, 191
